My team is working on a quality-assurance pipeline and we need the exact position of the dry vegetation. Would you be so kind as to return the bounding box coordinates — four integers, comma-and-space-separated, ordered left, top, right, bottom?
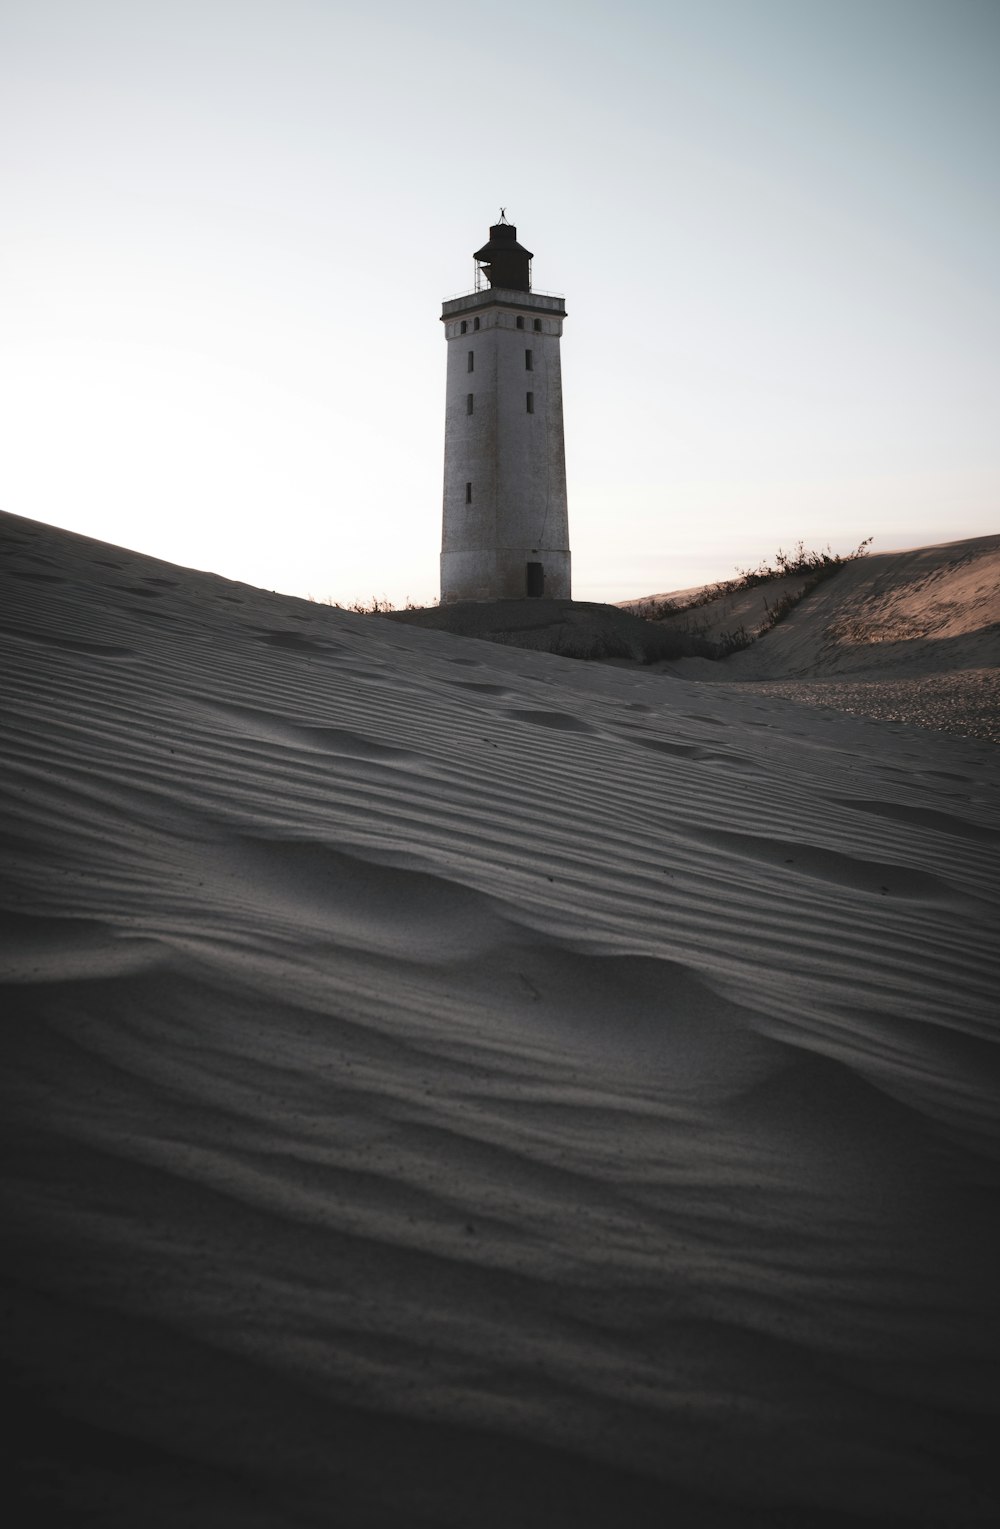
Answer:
629, 538, 874, 657
309, 594, 438, 614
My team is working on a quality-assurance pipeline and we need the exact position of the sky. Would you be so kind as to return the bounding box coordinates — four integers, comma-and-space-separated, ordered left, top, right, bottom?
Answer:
2, 0, 998, 605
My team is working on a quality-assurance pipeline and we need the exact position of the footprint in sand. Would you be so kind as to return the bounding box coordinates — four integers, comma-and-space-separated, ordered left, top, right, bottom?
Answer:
125, 606, 177, 621
690, 826, 959, 900
0, 623, 133, 657
448, 681, 509, 696
211, 704, 418, 764
504, 709, 597, 734
829, 798, 1000, 843
624, 733, 750, 765
252, 628, 340, 654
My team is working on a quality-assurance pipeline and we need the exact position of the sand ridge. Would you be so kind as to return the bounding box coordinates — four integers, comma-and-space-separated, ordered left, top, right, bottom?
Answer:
2, 510, 999, 1526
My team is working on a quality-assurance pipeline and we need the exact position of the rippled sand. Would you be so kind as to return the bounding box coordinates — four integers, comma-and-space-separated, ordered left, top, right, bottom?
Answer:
2, 512, 999, 1526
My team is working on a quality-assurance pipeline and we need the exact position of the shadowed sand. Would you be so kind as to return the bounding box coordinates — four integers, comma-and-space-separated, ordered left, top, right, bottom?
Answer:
2, 511, 999, 1526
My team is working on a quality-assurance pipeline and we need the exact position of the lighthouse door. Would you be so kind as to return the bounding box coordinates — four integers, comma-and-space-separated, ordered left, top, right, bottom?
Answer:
526, 562, 544, 598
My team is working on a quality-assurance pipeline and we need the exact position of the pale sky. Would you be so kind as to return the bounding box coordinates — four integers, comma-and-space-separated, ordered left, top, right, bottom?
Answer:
2, 0, 998, 604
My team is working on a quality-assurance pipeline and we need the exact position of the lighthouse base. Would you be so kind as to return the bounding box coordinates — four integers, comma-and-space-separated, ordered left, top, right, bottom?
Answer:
440, 548, 571, 605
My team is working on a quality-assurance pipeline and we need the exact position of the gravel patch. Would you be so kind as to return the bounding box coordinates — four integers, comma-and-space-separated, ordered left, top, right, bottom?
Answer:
738, 668, 1000, 743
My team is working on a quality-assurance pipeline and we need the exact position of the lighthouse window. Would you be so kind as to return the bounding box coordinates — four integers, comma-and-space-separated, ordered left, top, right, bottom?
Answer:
467, 351, 474, 372
516, 316, 524, 330
465, 482, 472, 504
526, 392, 534, 413
533, 318, 542, 331
460, 321, 467, 334
466, 393, 474, 414
525, 350, 533, 371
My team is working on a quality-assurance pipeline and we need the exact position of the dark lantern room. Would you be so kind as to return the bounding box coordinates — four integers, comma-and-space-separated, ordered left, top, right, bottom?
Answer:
473, 217, 533, 293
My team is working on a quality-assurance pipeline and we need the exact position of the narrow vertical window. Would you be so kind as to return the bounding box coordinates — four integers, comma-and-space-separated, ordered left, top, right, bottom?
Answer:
473, 317, 480, 330
465, 481, 472, 504
466, 393, 474, 415
467, 351, 474, 372
525, 349, 533, 371
533, 318, 542, 331
526, 392, 534, 414
460, 320, 467, 334
516, 316, 524, 330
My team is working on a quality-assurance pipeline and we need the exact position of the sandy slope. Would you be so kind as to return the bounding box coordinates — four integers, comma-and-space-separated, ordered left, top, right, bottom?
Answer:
659, 537, 1000, 741
2, 510, 999, 1527
619, 573, 815, 642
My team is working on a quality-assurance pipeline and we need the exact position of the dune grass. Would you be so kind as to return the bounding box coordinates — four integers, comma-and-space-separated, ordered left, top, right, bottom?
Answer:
629, 538, 873, 624
631, 538, 874, 658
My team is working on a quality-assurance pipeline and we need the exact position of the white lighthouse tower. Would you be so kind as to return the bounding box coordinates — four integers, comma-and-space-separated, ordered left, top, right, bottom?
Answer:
440, 216, 570, 603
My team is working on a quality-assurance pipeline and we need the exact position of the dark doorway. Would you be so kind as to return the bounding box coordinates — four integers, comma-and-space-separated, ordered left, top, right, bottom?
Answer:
526, 562, 544, 598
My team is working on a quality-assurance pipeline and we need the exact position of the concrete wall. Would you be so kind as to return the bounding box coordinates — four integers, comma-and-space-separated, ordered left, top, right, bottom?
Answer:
440, 289, 570, 603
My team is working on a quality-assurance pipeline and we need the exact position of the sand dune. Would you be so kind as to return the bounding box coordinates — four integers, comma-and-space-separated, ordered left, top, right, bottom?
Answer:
2, 510, 999, 1526
659, 537, 1000, 742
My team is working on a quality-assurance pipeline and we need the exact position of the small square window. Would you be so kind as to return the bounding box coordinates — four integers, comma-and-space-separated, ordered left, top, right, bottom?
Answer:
460, 320, 467, 334
526, 391, 534, 414
533, 318, 542, 332
466, 393, 474, 415
465, 481, 472, 504
473, 317, 480, 330
467, 351, 474, 372
516, 316, 524, 330
525, 349, 533, 371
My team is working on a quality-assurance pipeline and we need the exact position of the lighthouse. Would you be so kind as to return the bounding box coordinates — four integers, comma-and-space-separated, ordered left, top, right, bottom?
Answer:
440, 216, 571, 603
